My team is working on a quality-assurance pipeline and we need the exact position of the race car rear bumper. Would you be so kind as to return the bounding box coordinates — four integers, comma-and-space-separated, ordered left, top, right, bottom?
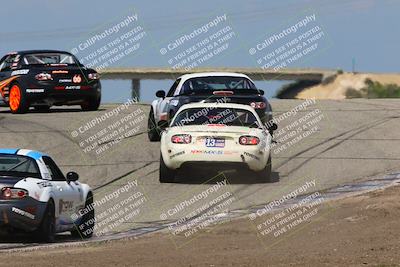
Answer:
163, 146, 270, 172
0, 198, 47, 232
25, 81, 101, 106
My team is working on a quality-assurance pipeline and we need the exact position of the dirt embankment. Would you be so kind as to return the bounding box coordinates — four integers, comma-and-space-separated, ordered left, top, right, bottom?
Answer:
281, 72, 400, 99
1, 184, 400, 267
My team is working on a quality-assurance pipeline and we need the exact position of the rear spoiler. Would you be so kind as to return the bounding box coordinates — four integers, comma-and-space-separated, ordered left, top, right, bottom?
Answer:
181, 89, 264, 96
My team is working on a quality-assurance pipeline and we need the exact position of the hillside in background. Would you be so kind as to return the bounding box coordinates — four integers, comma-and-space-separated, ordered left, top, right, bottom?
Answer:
278, 73, 400, 99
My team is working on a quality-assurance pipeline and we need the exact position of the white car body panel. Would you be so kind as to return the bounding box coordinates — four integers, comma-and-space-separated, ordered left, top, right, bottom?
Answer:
160, 103, 272, 171
0, 149, 92, 233
151, 72, 256, 124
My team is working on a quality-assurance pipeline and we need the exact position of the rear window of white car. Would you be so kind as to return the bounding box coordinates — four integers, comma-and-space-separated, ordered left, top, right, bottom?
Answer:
180, 76, 256, 94
172, 107, 259, 128
0, 154, 40, 178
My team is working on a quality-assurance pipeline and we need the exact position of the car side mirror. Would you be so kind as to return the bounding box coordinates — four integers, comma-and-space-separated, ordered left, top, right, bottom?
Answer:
257, 89, 264, 95
156, 90, 166, 98
66, 171, 79, 183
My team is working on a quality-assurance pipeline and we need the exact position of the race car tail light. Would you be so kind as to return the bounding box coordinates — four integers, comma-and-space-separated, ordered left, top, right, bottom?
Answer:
35, 73, 53, 81
171, 134, 192, 144
1, 187, 29, 199
239, 136, 260, 145
250, 102, 267, 109
88, 73, 100, 80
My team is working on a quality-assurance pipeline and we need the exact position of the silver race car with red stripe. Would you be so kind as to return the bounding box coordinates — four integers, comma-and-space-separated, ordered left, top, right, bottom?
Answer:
0, 149, 94, 242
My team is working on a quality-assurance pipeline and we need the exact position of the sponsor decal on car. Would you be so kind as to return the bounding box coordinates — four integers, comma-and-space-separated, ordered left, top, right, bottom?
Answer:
12, 207, 35, 220
243, 151, 260, 161
59, 199, 74, 214
52, 70, 69, 74
72, 74, 82, 83
59, 79, 72, 83
11, 69, 29, 76
0, 76, 20, 95
65, 86, 81, 90
223, 150, 239, 155
191, 149, 224, 155
37, 181, 53, 188
170, 151, 185, 159
26, 89, 45, 93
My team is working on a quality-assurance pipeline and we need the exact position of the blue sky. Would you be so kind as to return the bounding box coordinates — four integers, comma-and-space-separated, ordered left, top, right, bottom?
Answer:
1, 0, 398, 102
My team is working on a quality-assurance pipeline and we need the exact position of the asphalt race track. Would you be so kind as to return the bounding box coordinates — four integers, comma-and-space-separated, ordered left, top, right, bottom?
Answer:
1, 99, 399, 249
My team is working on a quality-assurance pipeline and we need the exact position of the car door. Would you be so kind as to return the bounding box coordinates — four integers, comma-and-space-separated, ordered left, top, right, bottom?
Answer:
42, 156, 83, 230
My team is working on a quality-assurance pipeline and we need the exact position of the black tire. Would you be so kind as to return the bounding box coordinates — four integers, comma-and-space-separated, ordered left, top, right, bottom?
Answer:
255, 156, 273, 183
34, 105, 51, 112
71, 194, 95, 239
9, 83, 29, 114
159, 153, 176, 183
37, 200, 56, 243
81, 95, 101, 111
148, 108, 161, 142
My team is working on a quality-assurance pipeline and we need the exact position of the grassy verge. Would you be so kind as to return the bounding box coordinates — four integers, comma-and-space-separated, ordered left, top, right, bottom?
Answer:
346, 78, 400, 98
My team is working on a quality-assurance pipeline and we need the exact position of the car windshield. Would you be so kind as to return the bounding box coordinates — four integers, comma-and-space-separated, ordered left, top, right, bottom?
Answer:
180, 76, 256, 94
171, 107, 260, 128
22, 53, 77, 65
0, 154, 40, 178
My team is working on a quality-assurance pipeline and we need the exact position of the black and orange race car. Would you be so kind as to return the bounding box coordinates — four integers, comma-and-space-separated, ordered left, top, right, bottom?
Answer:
0, 50, 101, 114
